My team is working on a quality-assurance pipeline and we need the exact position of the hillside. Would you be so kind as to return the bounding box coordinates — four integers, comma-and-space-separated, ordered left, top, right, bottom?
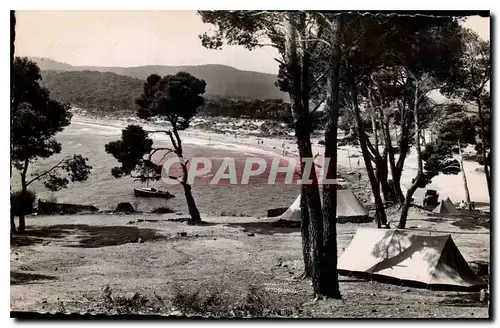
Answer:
40, 70, 144, 113
31, 57, 288, 101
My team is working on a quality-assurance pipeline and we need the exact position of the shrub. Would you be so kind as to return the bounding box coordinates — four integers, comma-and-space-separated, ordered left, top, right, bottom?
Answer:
10, 189, 37, 216
152, 206, 175, 214
171, 284, 224, 315
98, 285, 166, 315
170, 283, 295, 317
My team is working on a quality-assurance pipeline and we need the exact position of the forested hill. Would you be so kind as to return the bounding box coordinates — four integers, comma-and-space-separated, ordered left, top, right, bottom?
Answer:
39, 70, 293, 121
40, 70, 144, 113
31, 57, 288, 101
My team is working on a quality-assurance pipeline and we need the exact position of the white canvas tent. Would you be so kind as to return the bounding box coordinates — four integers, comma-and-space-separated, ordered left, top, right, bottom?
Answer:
278, 189, 369, 223
338, 228, 486, 290
432, 197, 460, 215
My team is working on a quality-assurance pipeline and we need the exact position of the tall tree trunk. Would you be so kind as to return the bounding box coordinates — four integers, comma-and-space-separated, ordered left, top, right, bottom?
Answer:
392, 173, 405, 205
476, 97, 491, 201
350, 77, 388, 228
379, 110, 404, 204
296, 124, 325, 295
377, 152, 392, 202
182, 181, 201, 223
393, 102, 413, 205
299, 14, 312, 279
398, 77, 423, 229
319, 15, 342, 299
173, 128, 201, 223
18, 159, 29, 233
458, 140, 471, 206
286, 12, 324, 293
11, 213, 16, 233
300, 186, 311, 277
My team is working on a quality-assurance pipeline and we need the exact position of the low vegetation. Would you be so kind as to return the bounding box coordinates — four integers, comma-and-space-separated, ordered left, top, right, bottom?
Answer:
151, 206, 176, 214
70, 284, 302, 317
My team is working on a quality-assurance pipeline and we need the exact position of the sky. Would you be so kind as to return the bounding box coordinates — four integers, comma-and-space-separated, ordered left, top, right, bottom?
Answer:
14, 11, 490, 75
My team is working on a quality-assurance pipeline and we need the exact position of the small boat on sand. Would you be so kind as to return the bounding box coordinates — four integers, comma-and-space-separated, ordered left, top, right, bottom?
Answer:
133, 187, 175, 199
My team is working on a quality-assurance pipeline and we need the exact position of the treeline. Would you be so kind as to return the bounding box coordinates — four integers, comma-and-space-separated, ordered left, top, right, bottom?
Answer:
201, 98, 291, 121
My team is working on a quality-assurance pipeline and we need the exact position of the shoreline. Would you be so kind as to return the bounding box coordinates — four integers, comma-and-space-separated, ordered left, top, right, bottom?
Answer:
70, 113, 490, 205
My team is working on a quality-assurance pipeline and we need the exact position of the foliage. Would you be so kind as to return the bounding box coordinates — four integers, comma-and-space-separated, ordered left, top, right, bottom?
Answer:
170, 283, 295, 317
440, 29, 491, 186
202, 98, 291, 121
11, 58, 92, 194
12, 58, 72, 167
10, 189, 37, 216
99, 285, 166, 315
136, 72, 206, 129
418, 103, 476, 187
11, 57, 92, 233
441, 29, 490, 104
105, 125, 159, 182
199, 11, 286, 51
42, 155, 93, 191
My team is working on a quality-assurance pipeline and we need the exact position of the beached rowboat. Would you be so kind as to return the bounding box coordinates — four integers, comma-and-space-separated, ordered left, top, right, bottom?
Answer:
133, 187, 175, 199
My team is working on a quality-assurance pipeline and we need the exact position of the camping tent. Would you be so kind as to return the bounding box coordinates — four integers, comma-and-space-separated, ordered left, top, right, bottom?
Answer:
338, 228, 486, 290
278, 189, 369, 223
432, 197, 460, 215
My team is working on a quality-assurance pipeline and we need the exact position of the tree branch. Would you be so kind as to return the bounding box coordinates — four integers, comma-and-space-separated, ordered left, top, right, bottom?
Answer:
311, 68, 331, 89
26, 157, 67, 187
314, 12, 333, 27
310, 95, 327, 114
147, 129, 179, 150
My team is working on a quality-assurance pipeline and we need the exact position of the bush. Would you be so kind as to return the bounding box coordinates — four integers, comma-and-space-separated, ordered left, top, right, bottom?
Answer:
170, 283, 296, 317
10, 189, 37, 216
152, 206, 175, 214
171, 284, 225, 315
99, 285, 166, 315
56, 284, 305, 317
116, 202, 135, 213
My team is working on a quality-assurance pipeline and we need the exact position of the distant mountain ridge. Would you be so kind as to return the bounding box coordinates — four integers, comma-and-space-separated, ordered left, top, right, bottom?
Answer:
29, 57, 288, 101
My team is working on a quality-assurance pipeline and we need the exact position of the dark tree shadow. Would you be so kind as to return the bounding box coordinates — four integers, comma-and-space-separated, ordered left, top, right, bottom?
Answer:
451, 219, 490, 230
11, 235, 45, 247
425, 210, 490, 230
450, 215, 490, 231
11, 224, 169, 248
11, 271, 57, 285
226, 220, 300, 235
425, 216, 446, 224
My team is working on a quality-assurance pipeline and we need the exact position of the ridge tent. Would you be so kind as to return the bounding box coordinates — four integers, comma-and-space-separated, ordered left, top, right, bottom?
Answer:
338, 228, 486, 291
432, 197, 460, 215
278, 189, 369, 223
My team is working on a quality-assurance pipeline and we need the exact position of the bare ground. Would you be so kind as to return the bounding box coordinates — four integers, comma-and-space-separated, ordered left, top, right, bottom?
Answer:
11, 208, 490, 318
